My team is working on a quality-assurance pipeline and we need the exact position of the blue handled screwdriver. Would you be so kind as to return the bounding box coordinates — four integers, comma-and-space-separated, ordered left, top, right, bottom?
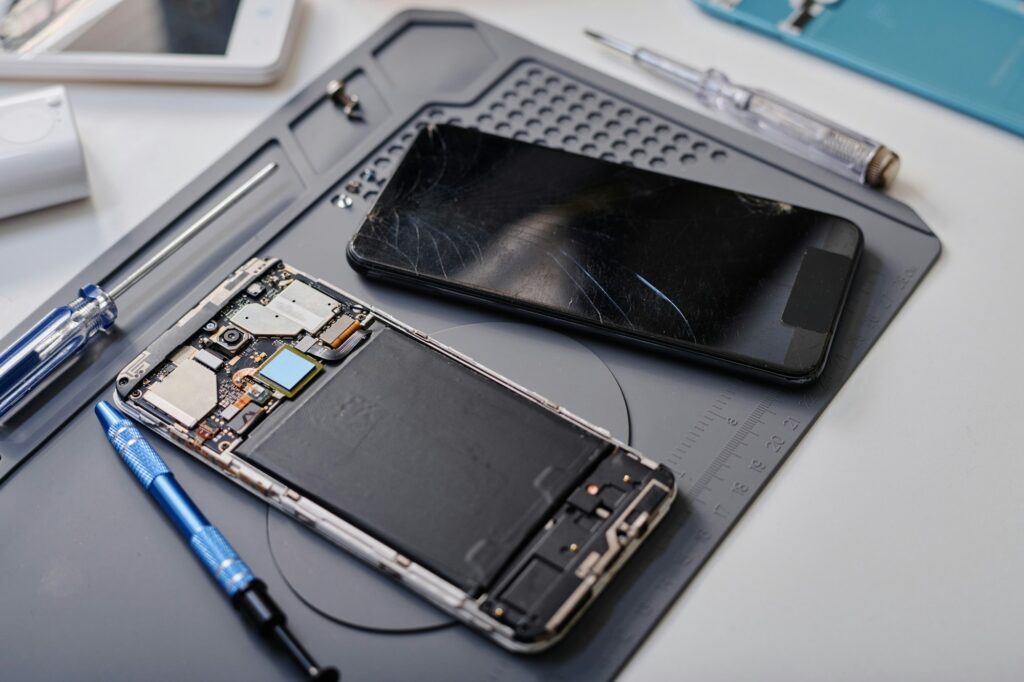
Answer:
0, 162, 278, 422
95, 401, 339, 681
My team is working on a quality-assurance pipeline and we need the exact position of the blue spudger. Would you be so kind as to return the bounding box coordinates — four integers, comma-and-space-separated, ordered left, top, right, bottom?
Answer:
95, 401, 339, 681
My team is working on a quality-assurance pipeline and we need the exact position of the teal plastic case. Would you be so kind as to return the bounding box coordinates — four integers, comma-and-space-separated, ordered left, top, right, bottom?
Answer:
693, 0, 1024, 137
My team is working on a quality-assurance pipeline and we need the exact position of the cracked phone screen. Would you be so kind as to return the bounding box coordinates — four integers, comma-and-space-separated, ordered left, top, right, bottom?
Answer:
349, 124, 862, 380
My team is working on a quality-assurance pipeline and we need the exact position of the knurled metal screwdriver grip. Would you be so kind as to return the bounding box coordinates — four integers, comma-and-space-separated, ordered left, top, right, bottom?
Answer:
95, 402, 338, 681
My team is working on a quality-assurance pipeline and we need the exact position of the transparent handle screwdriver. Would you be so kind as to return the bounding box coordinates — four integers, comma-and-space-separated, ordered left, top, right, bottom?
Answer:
585, 30, 900, 188
0, 162, 278, 421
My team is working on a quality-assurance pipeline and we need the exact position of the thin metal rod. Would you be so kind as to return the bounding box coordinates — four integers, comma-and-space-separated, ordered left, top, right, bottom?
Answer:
108, 161, 279, 300
583, 29, 639, 58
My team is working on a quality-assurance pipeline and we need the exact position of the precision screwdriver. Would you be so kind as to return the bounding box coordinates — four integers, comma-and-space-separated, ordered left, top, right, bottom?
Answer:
95, 401, 339, 681
0, 162, 278, 421
585, 30, 900, 188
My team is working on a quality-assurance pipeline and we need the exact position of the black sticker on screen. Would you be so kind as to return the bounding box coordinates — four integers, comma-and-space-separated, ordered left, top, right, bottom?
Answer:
782, 248, 853, 333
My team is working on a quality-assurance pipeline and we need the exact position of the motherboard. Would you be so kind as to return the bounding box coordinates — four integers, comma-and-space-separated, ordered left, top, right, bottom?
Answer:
119, 259, 373, 458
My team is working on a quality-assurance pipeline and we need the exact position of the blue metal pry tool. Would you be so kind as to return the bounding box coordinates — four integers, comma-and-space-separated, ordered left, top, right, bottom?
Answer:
95, 401, 338, 681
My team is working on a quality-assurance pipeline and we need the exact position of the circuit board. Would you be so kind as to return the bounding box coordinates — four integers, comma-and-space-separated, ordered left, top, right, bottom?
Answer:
120, 260, 373, 459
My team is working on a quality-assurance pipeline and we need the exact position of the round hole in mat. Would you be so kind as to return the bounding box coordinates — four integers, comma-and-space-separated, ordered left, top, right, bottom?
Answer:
267, 322, 630, 633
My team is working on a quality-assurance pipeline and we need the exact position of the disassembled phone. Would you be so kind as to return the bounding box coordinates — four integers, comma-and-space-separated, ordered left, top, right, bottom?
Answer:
348, 124, 864, 384
113, 257, 676, 652
0, 0, 299, 84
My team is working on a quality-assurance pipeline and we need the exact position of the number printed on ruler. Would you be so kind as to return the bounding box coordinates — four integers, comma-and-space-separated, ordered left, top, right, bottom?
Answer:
665, 388, 805, 521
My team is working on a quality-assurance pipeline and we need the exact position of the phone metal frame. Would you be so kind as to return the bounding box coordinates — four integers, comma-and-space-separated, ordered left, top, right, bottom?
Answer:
113, 257, 677, 652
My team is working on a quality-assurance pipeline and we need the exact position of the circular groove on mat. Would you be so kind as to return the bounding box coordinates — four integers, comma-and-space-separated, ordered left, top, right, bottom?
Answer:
268, 322, 629, 633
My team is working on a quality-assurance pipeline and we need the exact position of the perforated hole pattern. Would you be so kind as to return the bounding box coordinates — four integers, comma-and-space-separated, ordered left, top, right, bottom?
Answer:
332, 61, 729, 206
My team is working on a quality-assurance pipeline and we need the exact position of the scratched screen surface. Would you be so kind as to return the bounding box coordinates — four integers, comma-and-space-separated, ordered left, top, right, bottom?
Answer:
349, 124, 861, 377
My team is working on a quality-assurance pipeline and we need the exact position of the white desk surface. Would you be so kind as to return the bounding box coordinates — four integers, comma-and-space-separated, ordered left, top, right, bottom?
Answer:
1, 2, 1021, 680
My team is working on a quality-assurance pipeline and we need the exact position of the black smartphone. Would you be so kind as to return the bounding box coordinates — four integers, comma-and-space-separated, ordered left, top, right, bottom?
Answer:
347, 125, 863, 383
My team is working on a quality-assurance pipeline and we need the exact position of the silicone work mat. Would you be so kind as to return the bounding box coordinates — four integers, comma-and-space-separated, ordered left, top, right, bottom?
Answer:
0, 10, 940, 681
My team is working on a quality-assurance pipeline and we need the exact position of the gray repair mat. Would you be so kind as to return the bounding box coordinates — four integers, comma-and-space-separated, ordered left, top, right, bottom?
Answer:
0, 10, 940, 681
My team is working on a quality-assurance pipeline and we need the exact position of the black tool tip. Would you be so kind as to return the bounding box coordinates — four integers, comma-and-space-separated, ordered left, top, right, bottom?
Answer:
310, 666, 340, 681
272, 623, 338, 681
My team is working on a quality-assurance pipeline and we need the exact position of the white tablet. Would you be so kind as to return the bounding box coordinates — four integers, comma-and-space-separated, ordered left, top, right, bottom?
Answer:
0, 0, 300, 84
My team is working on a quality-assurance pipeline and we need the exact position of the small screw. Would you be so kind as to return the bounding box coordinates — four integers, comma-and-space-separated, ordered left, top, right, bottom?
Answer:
494, 607, 504, 617
569, 543, 579, 553
586, 483, 600, 496
623, 474, 632, 485
326, 79, 362, 118
332, 194, 354, 209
